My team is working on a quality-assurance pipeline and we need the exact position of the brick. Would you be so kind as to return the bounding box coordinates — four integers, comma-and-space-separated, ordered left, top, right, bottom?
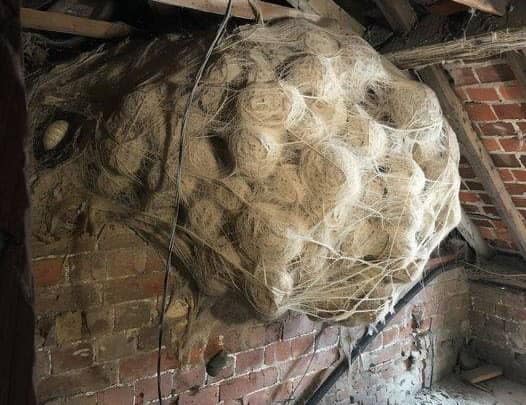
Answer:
472, 218, 493, 228
481, 137, 502, 152
279, 348, 339, 380
103, 273, 164, 304
96, 332, 136, 362
464, 103, 497, 121
462, 204, 481, 214
499, 168, 514, 182
36, 284, 102, 314
119, 350, 178, 382
490, 153, 522, 168
512, 169, 526, 182
476, 64, 514, 83
505, 183, 526, 196
264, 341, 291, 365
245, 381, 293, 404
521, 155, 526, 167
465, 87, 499, 102
219, 368, 278, 401
291, 334, 315, 357
35, 349, 50, 381
483, 206, 499, 217
459, 166, 476, 178
479, 193, 494, 204
84, 307, 113, 337
96, 386, 134, 405
51, 342, 93, 373
477, 122, 516, 136
459, 191, 481, 203
37, 364, 117, 402
134, 372, 173, 403
513, 197, 526, 207
448, 67, 478, 85
465, 181, 484, 191
315, 327, 339, 349
137, 325, 170, 351
106, 248, 148, 279
179, 385, 219, 405
173, 366, 206, 393
498, 84, 525, 101
493, 104, 526, 120
67, 253, 106, 283
244, 322, 282, 348
114, 300, 152, 331
33, 258, 64, 287
235, 349, 264, 374
55, 311, 82, 345
499, 137, 526, 152
283, 314, 316, 339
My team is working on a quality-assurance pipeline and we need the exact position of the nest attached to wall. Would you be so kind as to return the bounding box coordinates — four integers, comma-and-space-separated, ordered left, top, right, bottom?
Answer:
29, 19, 461, 324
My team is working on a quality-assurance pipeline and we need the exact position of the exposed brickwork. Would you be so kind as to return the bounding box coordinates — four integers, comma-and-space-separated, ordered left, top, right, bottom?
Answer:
33, 228, 471, 405
448, 56, 526, 254
469, 281, 526, 384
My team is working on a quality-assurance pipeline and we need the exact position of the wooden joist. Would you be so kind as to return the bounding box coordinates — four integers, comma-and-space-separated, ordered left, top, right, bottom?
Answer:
461, 364, 503, 384
385, 26, 526, 70
152, 0, 320, 22
21, 8, 133, 39
419, 66, 526, 260
451, 0, 510, 16
284, 0, 364, 35
373, 0, 417, 34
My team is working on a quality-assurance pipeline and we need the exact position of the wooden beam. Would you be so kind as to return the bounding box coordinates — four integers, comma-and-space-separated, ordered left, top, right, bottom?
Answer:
506, 50, 526, 96
385, 26, 526, 70
20, 8, 133, 39
373, 0, 417, 34
284, 0, 364, 35
457, 207, 495, 258
419, 66, 526, 259
451, 0, 509, 16
153, 0, 321, 22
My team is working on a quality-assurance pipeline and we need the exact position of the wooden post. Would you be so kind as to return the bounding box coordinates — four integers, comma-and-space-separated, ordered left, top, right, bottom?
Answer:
21, 8, 133, 39
457, 207, 495, 258
506, 50, 526, 96
283, 0, 364, 35
0, 1, 36, 404
419, 66, 526, 259
373, 0, 417, 34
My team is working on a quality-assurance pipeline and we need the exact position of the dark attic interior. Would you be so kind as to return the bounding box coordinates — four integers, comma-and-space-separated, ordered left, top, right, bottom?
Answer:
3, 0, 526, 404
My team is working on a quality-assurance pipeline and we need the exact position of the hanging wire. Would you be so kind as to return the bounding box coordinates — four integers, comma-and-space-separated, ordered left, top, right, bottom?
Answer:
156, 0, 234, 402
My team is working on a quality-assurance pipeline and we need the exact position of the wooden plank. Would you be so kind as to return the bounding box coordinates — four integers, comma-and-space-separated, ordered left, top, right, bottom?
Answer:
419, 66, 526, 259
374, 0, 417, 34
284, 0, 364, 35
0, 1, 37, 404
461, 365, 503, 384
385, 27, 526, 70
457, 207, 495, 258
20, 8, 133, 39
452, 0, 509, 16
153, 0, 321, 22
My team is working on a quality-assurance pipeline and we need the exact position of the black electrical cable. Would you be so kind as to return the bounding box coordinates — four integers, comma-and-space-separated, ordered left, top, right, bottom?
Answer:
156, 1, 233, 403
304, 259, 461, 405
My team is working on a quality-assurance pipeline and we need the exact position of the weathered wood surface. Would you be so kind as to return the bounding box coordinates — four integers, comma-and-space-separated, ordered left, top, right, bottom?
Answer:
21, 7, 133, 38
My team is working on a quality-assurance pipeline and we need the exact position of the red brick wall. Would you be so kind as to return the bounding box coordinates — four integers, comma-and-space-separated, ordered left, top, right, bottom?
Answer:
33, 229, 470, 404
470, 281, 526, 383
445, 58, 526, 253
